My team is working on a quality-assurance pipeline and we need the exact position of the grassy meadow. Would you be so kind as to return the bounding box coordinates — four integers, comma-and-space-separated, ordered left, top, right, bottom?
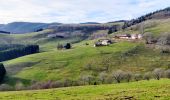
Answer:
0, 79, 169, 100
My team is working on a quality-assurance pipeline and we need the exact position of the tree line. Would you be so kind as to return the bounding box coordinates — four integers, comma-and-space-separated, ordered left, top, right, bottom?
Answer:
0, 45, 39, 62
0, 68, 169, 91
122, 7, 170, 29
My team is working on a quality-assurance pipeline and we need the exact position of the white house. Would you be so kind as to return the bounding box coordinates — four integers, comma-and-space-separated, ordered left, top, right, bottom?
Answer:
131, 34, 143, 40
94, 39, 112, 47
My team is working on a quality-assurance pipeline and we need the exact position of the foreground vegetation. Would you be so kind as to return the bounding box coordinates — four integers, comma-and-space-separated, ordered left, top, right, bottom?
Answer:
0, 79, 169, 100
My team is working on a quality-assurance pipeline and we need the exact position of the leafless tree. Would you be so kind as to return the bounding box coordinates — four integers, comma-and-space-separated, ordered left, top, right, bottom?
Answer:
153, 68, 164, 80
99, 72, 107, 84
143, 32, 155, 44
81, 75, 93, 85
112, 70, 125, 83
165, 69, 170, 79
124, 72, 132, 82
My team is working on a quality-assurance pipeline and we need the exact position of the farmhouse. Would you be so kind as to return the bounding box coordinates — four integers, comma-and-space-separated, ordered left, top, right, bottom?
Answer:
114, 34, 143, 40
115, 34, 131, 39
131, 34, 143, 39
94, 39, 112, 47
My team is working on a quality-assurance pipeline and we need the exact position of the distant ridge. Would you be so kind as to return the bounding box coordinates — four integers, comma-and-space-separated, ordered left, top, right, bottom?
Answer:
80, 22, 101, 24
0, 22, 50, 34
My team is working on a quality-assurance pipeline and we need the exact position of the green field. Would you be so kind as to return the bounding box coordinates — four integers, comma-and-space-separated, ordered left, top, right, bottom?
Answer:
0, 79, 169, 100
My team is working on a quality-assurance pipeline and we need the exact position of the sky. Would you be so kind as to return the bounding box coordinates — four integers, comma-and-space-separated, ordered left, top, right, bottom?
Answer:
0, 0, 170, 24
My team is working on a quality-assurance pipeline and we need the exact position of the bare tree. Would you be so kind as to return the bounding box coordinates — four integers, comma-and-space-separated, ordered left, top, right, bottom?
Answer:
101, 57, 112, 72
57, 43, 63, 50
157, 33, 170, 53
99, 72, 107, 84
112, 70, 125, 83
139, 22, 144, 34
81, 75, 93, 85
124, 72, 132, 82
165, 69, 170, 79
143, 32, 155, 44
15, 81, 25, 91
153, 68, 164, 80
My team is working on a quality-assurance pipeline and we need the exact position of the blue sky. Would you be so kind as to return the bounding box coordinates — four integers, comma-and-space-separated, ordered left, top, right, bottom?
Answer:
0, 0, 170, 24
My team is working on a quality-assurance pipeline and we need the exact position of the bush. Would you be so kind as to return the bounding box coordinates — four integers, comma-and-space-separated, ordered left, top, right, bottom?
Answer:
15, 82, 25, 91
50, 81, 63, 88
81, 75, 94, 85
143, 32, 156, 44
57, 43, 63, 50
165, 69, 170, 79
64, 43, 71, 49
0, 84, 13, 91
134, 74, 142, 81
153, 68, 164, 80
143, 72, 152, 81
0, 63, 6, 82
156, 33, 170, 53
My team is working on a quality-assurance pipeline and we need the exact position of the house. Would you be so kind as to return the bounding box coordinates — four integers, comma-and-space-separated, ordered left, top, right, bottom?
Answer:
131, 34, 143, 39
114, 34, 131, 39
94, 39, 112, 47
114, 34, 143, 40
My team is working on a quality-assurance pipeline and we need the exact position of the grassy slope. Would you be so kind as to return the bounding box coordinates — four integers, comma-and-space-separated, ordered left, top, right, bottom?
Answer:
2, 19, 170, 85
0, 79, 169, 100
4, 42, 138, 84
4, 40, 170, 85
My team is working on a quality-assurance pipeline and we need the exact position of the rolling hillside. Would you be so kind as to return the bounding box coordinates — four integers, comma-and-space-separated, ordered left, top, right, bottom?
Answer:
0, 18, 169, 87
0, 7, 169, 99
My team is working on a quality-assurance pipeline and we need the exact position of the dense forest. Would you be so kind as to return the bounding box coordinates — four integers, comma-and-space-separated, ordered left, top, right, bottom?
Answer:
0, 45, 39, 62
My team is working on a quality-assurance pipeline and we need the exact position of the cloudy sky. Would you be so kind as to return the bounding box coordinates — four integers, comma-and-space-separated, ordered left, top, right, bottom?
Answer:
0, 0, 170, 24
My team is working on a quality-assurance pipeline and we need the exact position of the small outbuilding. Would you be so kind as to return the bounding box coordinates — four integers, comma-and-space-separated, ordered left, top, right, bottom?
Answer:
94, 39, 113, 47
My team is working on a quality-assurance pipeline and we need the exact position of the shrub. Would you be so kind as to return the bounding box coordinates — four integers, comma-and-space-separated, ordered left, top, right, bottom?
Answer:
134, 74, 142, 81
50, 81, 63, 88
0, 84, 13, 91
81, 75, 94, 85
156, 33, 170, 53
0, 63, 6, 82
143, 32, 156, 44
15, 82, 25, 91
165, 69, 170, 79
57, 43, 63, 50
63, 79, 73, 87
143, 72, 152, 81
64, 43, 71, 49
153, 68, 164, 80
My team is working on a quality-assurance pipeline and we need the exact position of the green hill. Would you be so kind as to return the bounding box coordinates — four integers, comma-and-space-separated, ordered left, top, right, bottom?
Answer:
0, 18, 169, 86
0, 79, 169, 100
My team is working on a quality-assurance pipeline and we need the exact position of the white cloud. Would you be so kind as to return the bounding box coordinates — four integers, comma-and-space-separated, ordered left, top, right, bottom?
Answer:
0, 0, 169, 24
